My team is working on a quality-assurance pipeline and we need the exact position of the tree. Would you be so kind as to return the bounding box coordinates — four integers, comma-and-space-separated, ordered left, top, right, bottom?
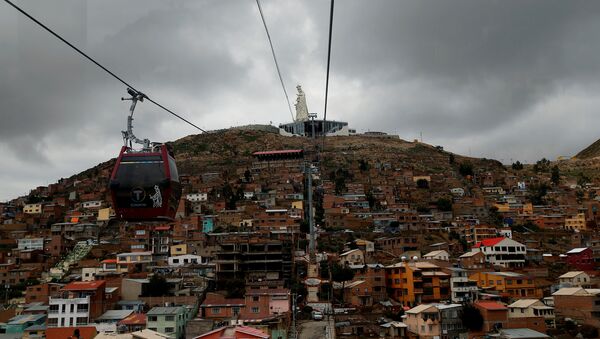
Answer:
300, 220, 310, 234
319, 260, 330, 280
529, 183, 549, 205
461, 304, 483, 331
578, 172, 591, 187
358, 159, 369, 172
458, 162, 474, 177
551, 165, 560, 185
436, 198, 453, 212
533, 158, 550, 172
488, 206, 503, 226
222, 278, 245, 298
145, 274, 170, 297
331, 263, 355, 303
416, 179, 429, 189
511, 161, 523, 170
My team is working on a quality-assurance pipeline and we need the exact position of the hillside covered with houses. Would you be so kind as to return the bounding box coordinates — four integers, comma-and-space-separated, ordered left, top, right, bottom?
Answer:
1, 127, 600, 338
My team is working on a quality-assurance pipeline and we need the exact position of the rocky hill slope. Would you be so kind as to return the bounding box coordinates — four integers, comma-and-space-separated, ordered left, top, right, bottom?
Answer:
574, 137, 600, 160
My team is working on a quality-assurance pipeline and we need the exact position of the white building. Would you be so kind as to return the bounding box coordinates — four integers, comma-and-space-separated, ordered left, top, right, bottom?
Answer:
186, 193, 207, 202
423, 250, 449, 261
17, 238, 44, 251
473, 237, 526, 268
450, 188, 465, 197
447, 268, 478, 303
48, 281, 106, 327
339, 249, 365, 266
168, 254, 205, 267
558, 271, 591, 287
82, 201, 102, 209
508, 299, 555, 328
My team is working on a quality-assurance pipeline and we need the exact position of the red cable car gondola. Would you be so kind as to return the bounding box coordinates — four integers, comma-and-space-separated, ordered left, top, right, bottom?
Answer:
109, 89, 182, 220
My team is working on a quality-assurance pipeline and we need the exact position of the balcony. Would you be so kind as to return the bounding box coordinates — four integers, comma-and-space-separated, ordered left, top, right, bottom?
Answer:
453, 286, 476, 292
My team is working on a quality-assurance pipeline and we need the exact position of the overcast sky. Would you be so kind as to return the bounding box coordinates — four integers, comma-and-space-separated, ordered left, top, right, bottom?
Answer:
2, 0, 600, 200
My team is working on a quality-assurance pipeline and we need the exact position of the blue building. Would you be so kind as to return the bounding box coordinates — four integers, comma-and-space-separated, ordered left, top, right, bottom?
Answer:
5, 314, 46, 334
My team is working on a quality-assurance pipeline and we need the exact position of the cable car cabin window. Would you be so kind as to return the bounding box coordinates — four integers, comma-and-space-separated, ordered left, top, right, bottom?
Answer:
168, 156, 179, 182
113, 155, 167, 208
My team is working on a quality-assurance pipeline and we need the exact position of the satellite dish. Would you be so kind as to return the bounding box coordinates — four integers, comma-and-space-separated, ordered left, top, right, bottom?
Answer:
412, 256, 418, 261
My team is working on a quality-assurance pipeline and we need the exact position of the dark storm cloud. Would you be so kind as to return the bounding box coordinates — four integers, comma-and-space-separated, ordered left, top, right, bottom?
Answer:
2, 0, 600, 199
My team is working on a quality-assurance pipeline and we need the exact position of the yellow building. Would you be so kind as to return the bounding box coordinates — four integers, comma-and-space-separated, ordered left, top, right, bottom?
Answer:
565, 213, 586, 231
97, 208, 115, 221
385, 261, 450, 306
469, 271, 542, 299
170, 244, 187, 256
291, 201, 303, 210
23, 203, 42, 214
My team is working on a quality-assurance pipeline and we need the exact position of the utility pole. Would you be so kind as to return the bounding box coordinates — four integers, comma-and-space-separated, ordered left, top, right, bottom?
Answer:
290, 293, 297, 339
309, 112, 317, 139
306, 162, 316, 262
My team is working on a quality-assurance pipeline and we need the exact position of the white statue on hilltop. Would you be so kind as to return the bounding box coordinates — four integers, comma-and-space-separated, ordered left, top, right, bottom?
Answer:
294, 85, 309, 122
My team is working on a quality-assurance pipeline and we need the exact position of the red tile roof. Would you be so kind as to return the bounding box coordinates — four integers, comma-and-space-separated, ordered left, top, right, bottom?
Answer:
476, 301, 507, 311
63, 280, 106, 291
101, 259, 117, 264
46, 326, 97, 339
201, 292, 245, 307
253, 149, 303, 156
473, 237, 506, 248
118, 313, 146, 326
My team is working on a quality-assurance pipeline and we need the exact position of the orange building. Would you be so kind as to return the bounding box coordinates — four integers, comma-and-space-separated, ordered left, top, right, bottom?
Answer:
385, 261, 449, 306
469, 271, 542, 299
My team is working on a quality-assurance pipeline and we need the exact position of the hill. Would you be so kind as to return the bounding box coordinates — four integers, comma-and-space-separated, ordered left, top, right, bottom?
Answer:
574, 137, 600, 159
170, 128, 504, 178
10, 127, 507, 205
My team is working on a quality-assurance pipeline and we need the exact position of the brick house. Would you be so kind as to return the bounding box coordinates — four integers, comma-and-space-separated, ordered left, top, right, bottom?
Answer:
565, 247, 594, 272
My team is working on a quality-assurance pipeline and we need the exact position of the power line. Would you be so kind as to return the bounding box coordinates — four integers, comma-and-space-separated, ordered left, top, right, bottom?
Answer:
3, 0, 206, 133
255, 0, 295, 121
322, 0, 335, 149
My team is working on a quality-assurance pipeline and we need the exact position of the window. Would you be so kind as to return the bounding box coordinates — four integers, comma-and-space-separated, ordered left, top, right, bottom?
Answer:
76, 317, 88, 325
252, 307, 259, 313
211, 308, 220, 314
48, 318, 58, 327
148, 316, 157, 321
172, 259, 179, 264
233, 307, 240, 316
70, 304, 75, 313
165, 327, 174, 333
253, 296, 259, 302
78, 304, 88, 312
165, 315, 175, 321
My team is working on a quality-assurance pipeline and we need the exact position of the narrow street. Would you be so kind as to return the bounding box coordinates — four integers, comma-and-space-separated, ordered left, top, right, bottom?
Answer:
299, 320, 327, 339
299, 317, 335, 339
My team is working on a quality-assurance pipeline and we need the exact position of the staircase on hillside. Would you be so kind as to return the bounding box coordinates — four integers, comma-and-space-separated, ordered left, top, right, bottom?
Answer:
47, 241, 94, 281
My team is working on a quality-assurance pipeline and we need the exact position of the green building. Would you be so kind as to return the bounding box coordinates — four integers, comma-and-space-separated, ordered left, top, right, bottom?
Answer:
146, 306, 191, 339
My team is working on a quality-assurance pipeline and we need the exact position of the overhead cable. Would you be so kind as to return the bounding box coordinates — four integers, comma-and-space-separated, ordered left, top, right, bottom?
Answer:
322, 0, 334, 148
4, 0, 206, 133
255, 0, 295, 121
